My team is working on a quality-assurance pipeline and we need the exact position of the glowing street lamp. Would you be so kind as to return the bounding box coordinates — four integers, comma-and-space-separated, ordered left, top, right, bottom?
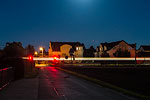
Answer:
34, 51, 38, 57
39, 47, 43, 57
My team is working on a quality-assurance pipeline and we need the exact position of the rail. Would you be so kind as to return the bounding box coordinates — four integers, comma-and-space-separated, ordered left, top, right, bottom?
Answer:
0, 67, 14, 90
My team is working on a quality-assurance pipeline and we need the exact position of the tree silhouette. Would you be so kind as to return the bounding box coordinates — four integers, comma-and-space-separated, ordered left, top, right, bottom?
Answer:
3, 42, 25, 57
101, 51, 110, 57
113, 48, 131, 57
0, 49, 3, 58
69, 48, 75, 62
83, 46, 96, 57
69, 48, 74, 57
25, 44, 35, 56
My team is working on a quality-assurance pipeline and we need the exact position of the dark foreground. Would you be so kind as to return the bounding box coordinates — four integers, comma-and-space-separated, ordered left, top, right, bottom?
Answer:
60, 66, 150, 97
38, 67, 136, 100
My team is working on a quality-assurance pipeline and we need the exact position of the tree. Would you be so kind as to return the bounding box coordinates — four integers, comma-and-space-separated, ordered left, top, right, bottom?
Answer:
3, 42, 25, 57
0, 49, 4, 58
69, 48, 74, 56
69, 48, 74, 60
113, 48, 131, 57
25, 44, 35, 56
101, 51, 110, 57
83, 46, 96, 57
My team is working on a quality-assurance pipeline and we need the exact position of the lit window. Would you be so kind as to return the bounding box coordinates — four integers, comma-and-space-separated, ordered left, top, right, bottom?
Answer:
100, 48, 102, 51
104, 46, 107, 50
76, 47, 79, 50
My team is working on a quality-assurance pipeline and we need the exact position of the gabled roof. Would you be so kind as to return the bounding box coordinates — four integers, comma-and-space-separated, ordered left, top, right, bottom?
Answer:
138, 52, 150, 57
50, 42, 84, 51
140, 45, 150, 51
101, 40, 135, 51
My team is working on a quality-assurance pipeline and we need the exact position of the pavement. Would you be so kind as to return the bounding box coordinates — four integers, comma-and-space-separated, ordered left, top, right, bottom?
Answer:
0, 77, 39, 100
0, 67, 138, 100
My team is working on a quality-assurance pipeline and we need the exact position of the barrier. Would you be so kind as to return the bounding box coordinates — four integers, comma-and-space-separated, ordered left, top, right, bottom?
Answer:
0, 67, 14, 90
22, 57, 150, 61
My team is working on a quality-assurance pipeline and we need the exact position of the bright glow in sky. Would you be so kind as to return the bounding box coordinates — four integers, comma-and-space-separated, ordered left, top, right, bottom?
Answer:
68, 0, 94, 6
74, 0, 92, 3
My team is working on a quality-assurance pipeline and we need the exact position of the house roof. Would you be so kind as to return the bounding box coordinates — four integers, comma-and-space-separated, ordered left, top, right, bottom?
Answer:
140, 45, 150, 51
50, 42, 84, 51
101, 40, 135, 51
138, 52, 150, 57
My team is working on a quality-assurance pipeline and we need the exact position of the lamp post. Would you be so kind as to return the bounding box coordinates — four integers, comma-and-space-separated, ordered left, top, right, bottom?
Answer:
34, 51, 38, 57
39, 47, 43, 57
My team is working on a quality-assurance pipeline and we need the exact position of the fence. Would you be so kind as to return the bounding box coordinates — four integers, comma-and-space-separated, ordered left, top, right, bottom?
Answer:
0, 67, 14, 90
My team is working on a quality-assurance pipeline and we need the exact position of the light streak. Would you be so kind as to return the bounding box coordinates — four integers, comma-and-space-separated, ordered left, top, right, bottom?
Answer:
22, 57, 150, 61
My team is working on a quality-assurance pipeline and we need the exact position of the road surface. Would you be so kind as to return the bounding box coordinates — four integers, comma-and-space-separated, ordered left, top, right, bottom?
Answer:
38, 67, 137, 100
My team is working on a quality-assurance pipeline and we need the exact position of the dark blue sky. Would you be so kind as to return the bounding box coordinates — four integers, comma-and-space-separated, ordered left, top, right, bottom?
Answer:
0, 0, 150, 50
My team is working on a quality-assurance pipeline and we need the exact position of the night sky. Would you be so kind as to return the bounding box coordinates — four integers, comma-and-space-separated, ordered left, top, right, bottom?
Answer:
0, 0, 150, 50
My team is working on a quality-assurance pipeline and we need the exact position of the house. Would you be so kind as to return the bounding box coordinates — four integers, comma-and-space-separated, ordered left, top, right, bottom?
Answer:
138, 45, 150, 52
94, 46, 100, 57
99, 40, 136, 57
49, 41, 84, 57
137, 45, 150, 57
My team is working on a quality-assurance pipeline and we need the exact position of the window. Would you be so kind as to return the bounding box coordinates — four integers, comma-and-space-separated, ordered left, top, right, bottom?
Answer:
76, 47, 80, 50
100, 47, 103, 51
104, 46, 107, 51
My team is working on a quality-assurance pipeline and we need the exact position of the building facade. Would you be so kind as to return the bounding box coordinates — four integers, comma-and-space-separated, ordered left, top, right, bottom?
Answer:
49, 41, 84, 57
99, 40, 136, 57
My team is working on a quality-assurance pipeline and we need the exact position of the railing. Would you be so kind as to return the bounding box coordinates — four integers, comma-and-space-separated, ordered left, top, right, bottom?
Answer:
0, 67, 14, 90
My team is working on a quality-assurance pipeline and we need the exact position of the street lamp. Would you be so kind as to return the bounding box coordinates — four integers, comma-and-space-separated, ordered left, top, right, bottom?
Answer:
34, 51, 38, 57
39, 47, 43, 57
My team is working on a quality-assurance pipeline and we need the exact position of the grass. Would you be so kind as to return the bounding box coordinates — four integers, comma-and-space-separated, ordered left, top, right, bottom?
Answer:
62, 63, 150, 67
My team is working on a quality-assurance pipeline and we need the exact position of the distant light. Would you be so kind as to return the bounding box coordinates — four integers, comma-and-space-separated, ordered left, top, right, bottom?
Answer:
39, 47, 43, 51
52, 56, 59, 63
34, 52, 38, 55
28, 56, 33, 61
54, 57, 57, 60
53, 55, 58, 60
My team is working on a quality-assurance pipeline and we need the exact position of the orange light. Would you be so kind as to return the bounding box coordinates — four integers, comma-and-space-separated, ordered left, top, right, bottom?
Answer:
34, 52, 38, 55
52, 56, 58, 63
54, 57, 57, 60
52, 55, 58, 60
39, 47, 43, 51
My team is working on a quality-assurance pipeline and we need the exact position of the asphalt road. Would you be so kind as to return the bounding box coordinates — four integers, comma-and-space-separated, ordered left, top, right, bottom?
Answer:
38, 67, 137, 100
